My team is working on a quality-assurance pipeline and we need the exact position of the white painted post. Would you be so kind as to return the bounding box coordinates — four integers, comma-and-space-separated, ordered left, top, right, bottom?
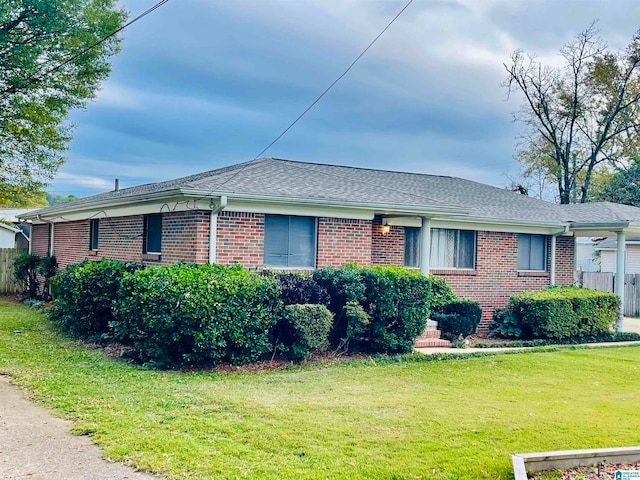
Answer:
49, 223, 55, 256
419, 217, 431, 276
615, 231, 626, 332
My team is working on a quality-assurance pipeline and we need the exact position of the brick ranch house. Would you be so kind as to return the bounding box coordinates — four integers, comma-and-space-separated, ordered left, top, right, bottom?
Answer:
21, 158, 640, 325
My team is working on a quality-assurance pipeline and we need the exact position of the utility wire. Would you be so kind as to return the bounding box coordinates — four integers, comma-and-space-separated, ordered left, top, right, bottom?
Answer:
0, 0, 171, 98
202, 0, 416, 199
252, 0, 415, 160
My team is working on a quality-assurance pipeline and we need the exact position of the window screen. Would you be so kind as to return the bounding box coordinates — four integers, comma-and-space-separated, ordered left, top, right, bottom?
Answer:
264, 215, 316, 268
518, 234, 546, 270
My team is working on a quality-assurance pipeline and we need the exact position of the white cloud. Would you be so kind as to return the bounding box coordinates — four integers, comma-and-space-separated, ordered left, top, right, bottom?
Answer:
53, 172, 114, 190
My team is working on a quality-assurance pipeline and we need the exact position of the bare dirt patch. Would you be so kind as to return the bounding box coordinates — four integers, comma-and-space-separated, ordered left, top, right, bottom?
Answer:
531, 462, 640, 479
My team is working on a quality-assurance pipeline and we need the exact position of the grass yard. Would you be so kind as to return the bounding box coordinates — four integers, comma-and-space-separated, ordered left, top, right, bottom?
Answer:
1, 299, 640, 479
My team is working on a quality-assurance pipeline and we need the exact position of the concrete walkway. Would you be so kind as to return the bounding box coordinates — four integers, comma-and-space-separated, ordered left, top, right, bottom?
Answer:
0, 376, 161, 480
416, 317, 640, 355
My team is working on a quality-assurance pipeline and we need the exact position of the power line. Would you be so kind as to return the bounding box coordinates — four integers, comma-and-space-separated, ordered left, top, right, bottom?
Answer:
205, 0, 416, 197
252, 0, 415, 160
0, 0, 171, 98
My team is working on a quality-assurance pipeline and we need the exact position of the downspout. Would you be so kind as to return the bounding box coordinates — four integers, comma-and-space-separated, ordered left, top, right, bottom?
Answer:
208, 195, 227, 264
550, 226, 570, 286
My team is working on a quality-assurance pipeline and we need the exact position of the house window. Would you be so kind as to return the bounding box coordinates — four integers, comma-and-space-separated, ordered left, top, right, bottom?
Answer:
404, 227, 420, 268
264, 215, 316, 268
518, 234, 547, 270
431, 228, 475, 269
89, 219, 99, 251
144, 213, 162, 254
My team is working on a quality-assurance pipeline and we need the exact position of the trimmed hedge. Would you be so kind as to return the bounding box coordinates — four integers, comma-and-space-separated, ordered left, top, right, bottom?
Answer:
271, 272, 330, 306
48, 259, 142, 339
432, 299, 482, 341
276, 304, 333, 361
314, 265, 430, 354
492, 287, 619, 341
114, 263, 282, 367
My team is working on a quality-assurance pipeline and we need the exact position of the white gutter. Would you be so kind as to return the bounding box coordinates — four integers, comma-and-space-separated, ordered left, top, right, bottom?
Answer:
208, 195, 227, 264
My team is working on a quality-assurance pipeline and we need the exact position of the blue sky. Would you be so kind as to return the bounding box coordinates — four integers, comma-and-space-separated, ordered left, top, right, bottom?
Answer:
50, 0, 640, 197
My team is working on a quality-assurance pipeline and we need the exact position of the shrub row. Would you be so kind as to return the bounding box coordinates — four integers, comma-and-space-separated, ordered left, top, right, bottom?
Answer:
489, 286, 620, 341
431, 299, 482, 341
49, 260, 443, 367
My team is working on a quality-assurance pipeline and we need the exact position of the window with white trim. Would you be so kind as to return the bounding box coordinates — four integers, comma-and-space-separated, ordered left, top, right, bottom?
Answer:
518, 234, 546, 270
430, 228, 475, 269
264, 215, 316, 268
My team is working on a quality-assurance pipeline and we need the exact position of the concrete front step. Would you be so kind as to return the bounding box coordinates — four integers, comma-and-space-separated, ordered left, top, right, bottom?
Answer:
414, 338, 452, 348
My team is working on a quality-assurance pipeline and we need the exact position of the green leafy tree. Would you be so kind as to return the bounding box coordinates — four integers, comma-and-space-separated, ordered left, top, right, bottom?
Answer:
45, 192, 77, 206
0, 0, 126, 206
504, 23, 640, 204
592, 158, 640, 206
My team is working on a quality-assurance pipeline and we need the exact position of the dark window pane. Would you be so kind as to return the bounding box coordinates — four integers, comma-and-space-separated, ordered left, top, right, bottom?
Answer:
90, 219, 99, 250
457, 230, 475, 268
264, 215, 316, 268
518, 234, 546, 270
145, 214, 162, 254
404, 227, 420, 268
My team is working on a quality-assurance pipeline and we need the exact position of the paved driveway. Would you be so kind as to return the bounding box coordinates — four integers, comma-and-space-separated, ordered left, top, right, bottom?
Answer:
0, 376, 161, 480
624, 317, 640, 334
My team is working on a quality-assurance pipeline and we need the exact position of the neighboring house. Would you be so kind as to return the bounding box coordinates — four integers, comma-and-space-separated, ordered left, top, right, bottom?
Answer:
596, 237, 640, 274
0, 208, 32, 251
20, 158, 640, 324
575, 237, 600, 272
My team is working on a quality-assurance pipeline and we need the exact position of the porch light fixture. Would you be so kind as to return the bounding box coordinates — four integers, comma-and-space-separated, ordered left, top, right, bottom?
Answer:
381, 219, 390, 235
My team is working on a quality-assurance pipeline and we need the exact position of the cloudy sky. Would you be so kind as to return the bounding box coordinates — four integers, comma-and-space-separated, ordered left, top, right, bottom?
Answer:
50, 0, 640, 197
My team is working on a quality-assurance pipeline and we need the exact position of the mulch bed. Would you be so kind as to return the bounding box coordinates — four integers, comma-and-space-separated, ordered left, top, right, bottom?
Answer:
531, 462, 640, 479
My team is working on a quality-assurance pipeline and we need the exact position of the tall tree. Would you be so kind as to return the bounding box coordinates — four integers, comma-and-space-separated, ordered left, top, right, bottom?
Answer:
0, 0, 126, 206
504, 23, 640, 204
591, 158, 640, 206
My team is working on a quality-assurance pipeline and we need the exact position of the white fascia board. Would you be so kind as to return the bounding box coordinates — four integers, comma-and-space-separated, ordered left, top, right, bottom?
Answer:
385, 216, 568, 235
184, 189, 470, 218
26, 194, 214, 224
569, 222, 640, 237
0, 222, 20, 233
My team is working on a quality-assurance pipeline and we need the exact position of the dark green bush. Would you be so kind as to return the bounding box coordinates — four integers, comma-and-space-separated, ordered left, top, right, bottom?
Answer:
359, 265, 431, 354
38, 255, 58, 301
507, 287, 619, 341
429, 275, 457, 311
115, 263, 282, 368
314, 265, 430, 354
271, 272, 330, 306
14, 253, 42, 299
276, 304, 333, 361
432, 299, 482, 340
313, 267, 366, 349
48, 259, 142, 339
488, 308, 530, 339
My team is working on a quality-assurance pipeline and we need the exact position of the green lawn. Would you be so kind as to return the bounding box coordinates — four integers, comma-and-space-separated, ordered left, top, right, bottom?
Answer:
1, 300, 640, 479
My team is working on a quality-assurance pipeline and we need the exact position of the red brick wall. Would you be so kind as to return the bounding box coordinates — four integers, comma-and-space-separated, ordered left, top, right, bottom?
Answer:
317, 217, 372, 267
216, 211, 264, 268
433, 231, 575, 323
161, 211, 210, 264
36, 211, 213, 268
53, 221, 88, 268
31, 224, 50, 257
555, 236, 575, 286
371, 217, 404, 265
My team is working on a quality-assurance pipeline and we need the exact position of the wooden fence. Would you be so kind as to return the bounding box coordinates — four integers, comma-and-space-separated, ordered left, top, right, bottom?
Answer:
0, 247, 21, 294
575, 271, 640, 317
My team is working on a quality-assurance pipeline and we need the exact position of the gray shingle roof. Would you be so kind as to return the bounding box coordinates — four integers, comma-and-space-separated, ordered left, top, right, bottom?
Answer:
23, 158, 640, 227
596, 236, 640, 249
559, 202, 640, 224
